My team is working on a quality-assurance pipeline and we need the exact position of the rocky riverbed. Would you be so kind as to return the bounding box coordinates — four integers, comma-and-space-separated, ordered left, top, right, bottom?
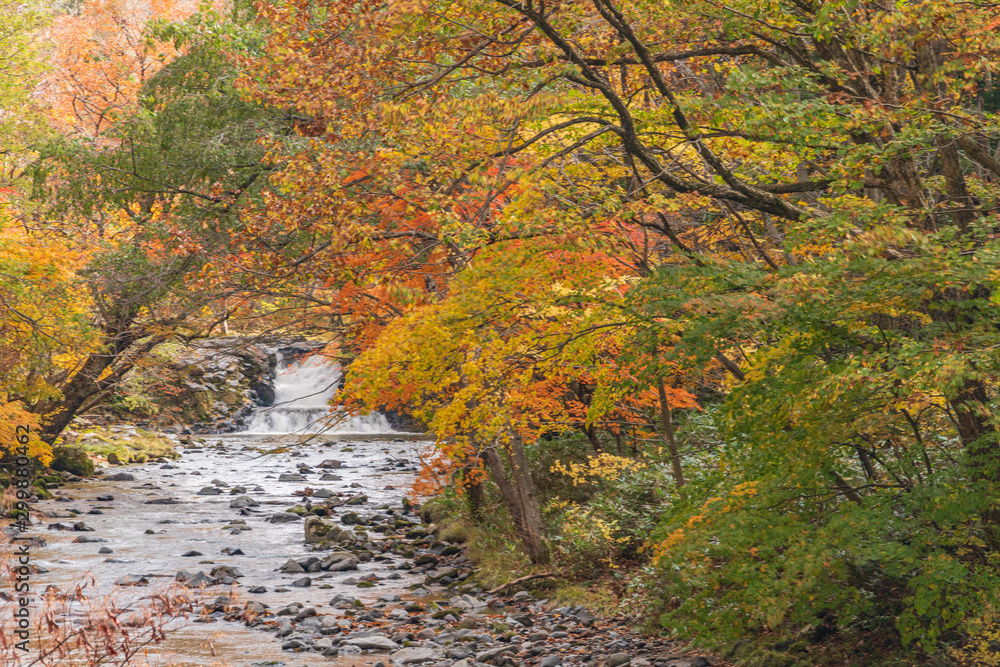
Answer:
13, 433, 714, 667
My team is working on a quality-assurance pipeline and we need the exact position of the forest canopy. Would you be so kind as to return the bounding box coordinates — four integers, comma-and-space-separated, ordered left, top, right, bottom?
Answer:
3, 0, 1000, 663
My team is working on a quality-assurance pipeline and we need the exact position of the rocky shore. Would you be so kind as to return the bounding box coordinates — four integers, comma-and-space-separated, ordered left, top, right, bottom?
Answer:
13, 433, 716, 667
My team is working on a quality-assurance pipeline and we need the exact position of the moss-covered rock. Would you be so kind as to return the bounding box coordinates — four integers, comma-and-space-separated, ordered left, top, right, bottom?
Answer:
49, 446, 95, 477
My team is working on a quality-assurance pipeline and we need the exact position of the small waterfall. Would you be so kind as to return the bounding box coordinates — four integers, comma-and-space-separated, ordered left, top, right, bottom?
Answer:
243, 353, 392, 435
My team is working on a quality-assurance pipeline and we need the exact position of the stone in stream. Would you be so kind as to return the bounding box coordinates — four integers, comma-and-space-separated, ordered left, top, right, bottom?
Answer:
144, 498, 181, 505
319, 473, 342, 481
320, 552, 359, 571
197, 486, 223, 495
115, 575, 148, 586
290, 576, 312, 587
313, 488, 334, 498
330, 593, 355, 607
98, 547, 113, 554
345, 636, 399, 651
103, 473, 136, 481
275, 621, 294, 638
73, 535, 107, 543
277, 473, 305, 482
176, 571, 218, 587
345, 494, 368, 506
268, 512, 302, 524
229, 495, 259, 508
95, 495, 114, 501
211, 479, 230, 487
279, 559, 306, 574
304, 516, 336, 543
221, 547, 244, 555
210, 565, 244, 580
248, 586, 266, 593
319, 459, 342, 469
541, 657, 563, 667
181, 550, 203, 557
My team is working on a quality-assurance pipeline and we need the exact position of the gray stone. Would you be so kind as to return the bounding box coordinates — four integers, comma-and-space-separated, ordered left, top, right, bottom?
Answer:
115, 575, 148, 586
291, 577, 312, 587
345, 636, 399, 651
321, 552, 360, 571
229, 495, 259, 508
197, 486, 223, 495
305, 516, 337, 543
391, 647, 443, 664
268, 512, 303, 523
279, 559, 306, 574
275, 622, 294, 638
103, 472, 135, 481
278, 473, 306, 482
606, 653, 631, 667
541, 657, 563, 667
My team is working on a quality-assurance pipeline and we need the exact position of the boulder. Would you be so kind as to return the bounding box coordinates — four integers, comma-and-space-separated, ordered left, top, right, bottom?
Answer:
321, 552, 359, 571
268, 512, 303, 524
49, 446, 95, 477
229, 495, 259, 508
345, 636, 399, 651
304, 516, 336, 544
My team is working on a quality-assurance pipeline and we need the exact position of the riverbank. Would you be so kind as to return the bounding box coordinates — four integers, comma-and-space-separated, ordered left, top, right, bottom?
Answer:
11, 432, 718, 667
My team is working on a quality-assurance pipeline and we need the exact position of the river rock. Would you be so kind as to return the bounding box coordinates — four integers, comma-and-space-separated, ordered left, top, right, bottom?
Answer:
278, 473, 305, 482
304, 516, 336, 543
319, 459, 342, 469
346, 494, 368, 506
104, 473, 136, 482
607, 654, 631, 667
313, 488, 334, 498
279, 559, 306, 574
176, 570, 217, 587
182, 550, 203, 557
345, 636, 399, 651
321, 552, 359, 571
541, 657, 563, 667
98, 547, 113, 554
391, 647, 443, 664
211, 479, 230, 487
115, 575, 148, 586
197, 486, 223, 495
210, 565, 244, 580
230, 495, 259, 508
72, 535, 107, 543
291, 576, 311, 587
275, 621, 294, 637
268, 512, 302, 523
96, 495, 114, 501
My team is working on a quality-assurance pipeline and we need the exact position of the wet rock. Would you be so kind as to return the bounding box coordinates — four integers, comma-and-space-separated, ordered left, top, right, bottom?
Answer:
280, 559, 306, 574
291, 577, 312, 587
278, 473, 306, 482
96, 495, 114, 502
182, 550, 203, 557
211, 479, 230, 487
115, 575, 148, 586
176, 571, 217, 587
304, 516, 336, 543
268, 512, 303, 524
540, 657, 563, 667
144, 498, 181, 505
345, 636, 399, 651
210, 565, 244, 580
345, 494, 368, 506
98, 547, 114, 554
104, 473, 136, 482
72, 535, 107, 543
221, 547, 244, 555
330, 593, 356, 607
275, 622, 294, 638
248, 586, 267, 593
319, 459, 342, 469
197, 486, 223, 495
321, 552, 359, 571
230, 495, 259, 508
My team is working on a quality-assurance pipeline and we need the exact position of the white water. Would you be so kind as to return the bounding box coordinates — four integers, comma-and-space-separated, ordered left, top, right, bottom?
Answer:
243, 353, 392, 434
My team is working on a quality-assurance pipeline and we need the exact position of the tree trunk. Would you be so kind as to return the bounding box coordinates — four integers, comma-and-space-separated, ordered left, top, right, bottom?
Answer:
657, 378, 686, 488
951, 378, 1000, 551
481, 437, 550, 564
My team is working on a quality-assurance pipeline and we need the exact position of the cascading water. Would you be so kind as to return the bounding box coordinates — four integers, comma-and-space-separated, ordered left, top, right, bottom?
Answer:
243, 353, 392, 434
